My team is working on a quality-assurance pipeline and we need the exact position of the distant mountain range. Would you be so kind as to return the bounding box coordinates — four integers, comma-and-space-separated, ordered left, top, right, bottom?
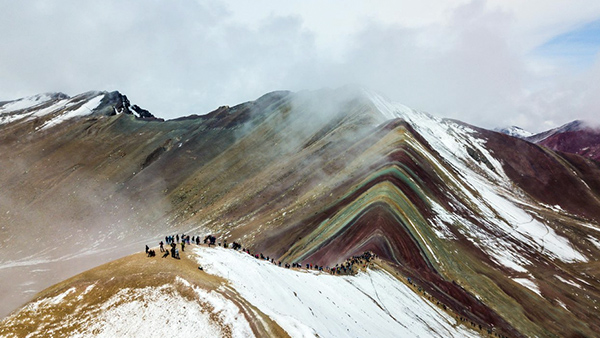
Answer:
1, 88, 600, 337
496, 120, 600, 161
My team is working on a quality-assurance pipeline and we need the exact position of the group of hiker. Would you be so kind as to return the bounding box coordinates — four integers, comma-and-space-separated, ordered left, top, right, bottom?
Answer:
145, 233, 377, 276
142, 235, 508, 337
228, 244, 377, 276
328, 251, 377, 275
147, 233, 223, 260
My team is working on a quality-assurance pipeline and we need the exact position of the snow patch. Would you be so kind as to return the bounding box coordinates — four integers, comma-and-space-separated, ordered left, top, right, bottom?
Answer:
38, 94, 104, 130
588, 236, 600, 250
555, 275, 582, 288
0, 94, 53, 113
512, 278, 542, 297
71, 285, 227, 338
175, 277, 254, 338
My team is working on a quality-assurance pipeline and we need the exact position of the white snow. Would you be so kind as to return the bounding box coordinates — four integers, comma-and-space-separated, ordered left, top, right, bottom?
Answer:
367, 91, 587, 267
192, 246, 479, 338
175, 277, 255, 338
76, 283, 96, 301
496, 126, 534, 139
11, 279, 254, 338
556, 298, 569, 311
0, 94, 53, 113
555, 275, 582, 288
38, 94, 104, 130
512, 278, 542, 297
28, 98, 73, 119
588, 235, 600, 250
20, 287, 77, 314
0, 111, 30, 125
428, 200, 458, 240
70, 285, 234, 338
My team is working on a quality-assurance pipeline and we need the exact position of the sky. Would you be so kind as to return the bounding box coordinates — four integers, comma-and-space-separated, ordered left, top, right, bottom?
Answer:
1, 0, 600, 132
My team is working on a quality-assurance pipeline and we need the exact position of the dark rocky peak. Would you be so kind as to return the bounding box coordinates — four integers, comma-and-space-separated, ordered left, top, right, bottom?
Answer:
98, 91, 131, 115
131, 104, 156, 119
95, 91, 162, 121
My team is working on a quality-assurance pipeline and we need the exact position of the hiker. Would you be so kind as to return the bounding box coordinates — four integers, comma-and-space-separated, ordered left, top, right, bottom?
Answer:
181, 241, 185, 252
159, 241, 165, 252
145, 245, 149, 254
176, 234, 179, 243
147, 249, 155, 257
162, 250, 170, 258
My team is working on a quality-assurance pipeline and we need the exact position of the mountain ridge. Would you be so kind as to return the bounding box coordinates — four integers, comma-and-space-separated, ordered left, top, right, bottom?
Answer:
1, 88, 600, 337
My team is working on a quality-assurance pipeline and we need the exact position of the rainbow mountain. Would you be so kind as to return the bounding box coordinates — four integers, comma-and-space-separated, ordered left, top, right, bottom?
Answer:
1, 87, 599, 337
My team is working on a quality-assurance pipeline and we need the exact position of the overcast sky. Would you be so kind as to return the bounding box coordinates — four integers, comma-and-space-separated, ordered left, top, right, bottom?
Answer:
1, 0, 600, 132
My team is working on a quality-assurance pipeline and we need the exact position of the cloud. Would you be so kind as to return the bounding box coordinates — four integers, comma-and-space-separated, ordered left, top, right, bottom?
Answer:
1, 0, 599, 132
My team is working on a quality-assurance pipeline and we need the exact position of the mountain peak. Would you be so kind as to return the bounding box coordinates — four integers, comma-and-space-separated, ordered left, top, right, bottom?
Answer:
494, 126, 534, 139
0, 90, 163, 130
526, 119, 591, 143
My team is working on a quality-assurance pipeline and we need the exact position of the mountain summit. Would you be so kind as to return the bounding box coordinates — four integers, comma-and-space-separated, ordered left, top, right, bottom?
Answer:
494, 125, 534, 138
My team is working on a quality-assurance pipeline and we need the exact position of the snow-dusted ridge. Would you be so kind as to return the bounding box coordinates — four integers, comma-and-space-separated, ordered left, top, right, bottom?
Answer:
37, 93, 105, 130
191, 246, 479, 338
366, 91, 587, 272
0, 92, 109, 129
0, 93, 55, 113
10, 278, 253, 338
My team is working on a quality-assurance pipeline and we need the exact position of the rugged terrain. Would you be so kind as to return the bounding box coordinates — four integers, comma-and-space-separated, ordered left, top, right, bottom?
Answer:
1, 88, 600, 337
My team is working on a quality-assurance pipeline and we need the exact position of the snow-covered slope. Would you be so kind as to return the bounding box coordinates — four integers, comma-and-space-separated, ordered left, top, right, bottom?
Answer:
0, 245, 481, 337
368, 91, 587, 269
0, 93, 57, 113
0, 90, 159, 130
0, 92, 105, 128
193, 246, 479, 338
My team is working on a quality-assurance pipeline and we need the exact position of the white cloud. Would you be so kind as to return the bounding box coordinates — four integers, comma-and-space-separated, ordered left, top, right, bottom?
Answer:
1, 0, 599, 132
